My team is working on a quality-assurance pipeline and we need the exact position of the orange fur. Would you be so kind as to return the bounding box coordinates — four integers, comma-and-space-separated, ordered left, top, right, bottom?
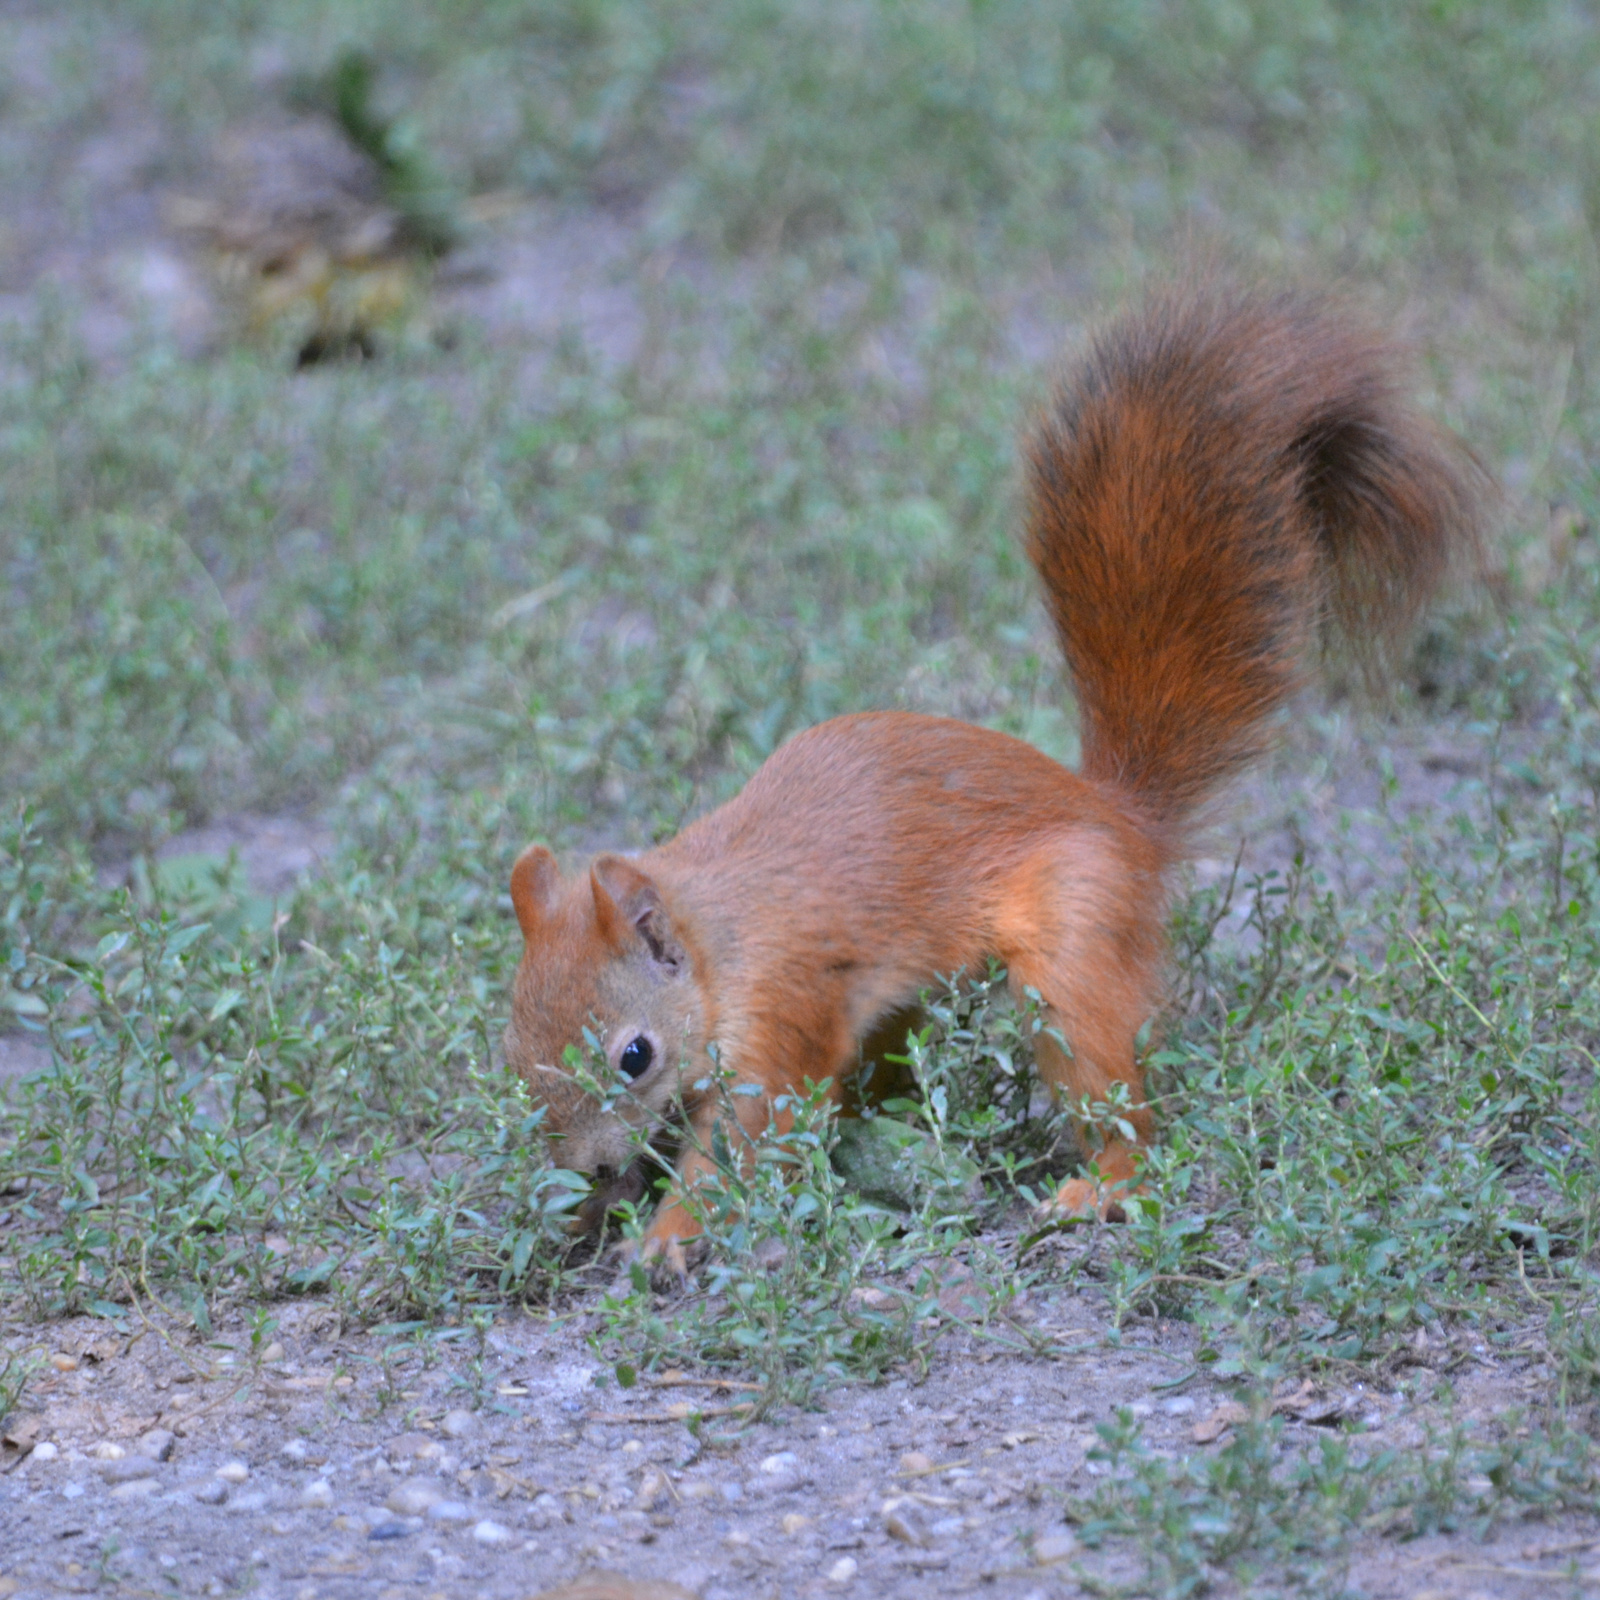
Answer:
504, 283, 1490, 1259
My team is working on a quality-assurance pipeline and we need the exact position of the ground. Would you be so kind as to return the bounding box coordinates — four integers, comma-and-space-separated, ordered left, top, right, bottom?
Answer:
2, 6, 1600, 1599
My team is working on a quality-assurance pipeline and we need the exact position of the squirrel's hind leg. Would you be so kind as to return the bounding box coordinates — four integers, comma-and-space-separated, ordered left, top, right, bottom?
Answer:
995, 831, 1166, 1221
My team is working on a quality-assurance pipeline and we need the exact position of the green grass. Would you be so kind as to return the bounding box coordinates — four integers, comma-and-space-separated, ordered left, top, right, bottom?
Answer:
3, 2, 1600, 1593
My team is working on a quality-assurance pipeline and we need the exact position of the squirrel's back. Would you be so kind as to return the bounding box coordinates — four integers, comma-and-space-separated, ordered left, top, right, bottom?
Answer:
1026, 284, 1490, 840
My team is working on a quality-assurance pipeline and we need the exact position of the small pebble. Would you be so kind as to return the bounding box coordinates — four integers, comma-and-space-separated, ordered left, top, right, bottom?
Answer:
427, 1500, 471, 1523
101, 1457, 159, 1484
884, 1507, 930, 1548
759, 1451, 799, 1474
635, 1469, 671, 1511
31, 1442, 59, 1463
281, 1439, 308, 1461
259, 1342, 286, 1363
440, 1409, 478, 1440
61, 1482, 85, 1500
109, 1478, 158, 1500
368, 1521, 410, 1542
471, 1519, 512, 1545
1160, 1396, 1197, 1416
680, 1481, 718, 1503
386, 1433, 444, 1463
228, 1490, 270, 1514
386, 1479, 444, 1516
136, 1429, 176, 1462
215, 1461, 250, 1484
90, 1442, 126, 1461
781, 1513, 813, 1536
1033, 1530, 1077, 1565
718, 1481, 743, 1503
194, 1480, 228, 1506
898, 1451, 934, 1475
827, 1556, 858, 1585
301, 1480, 334, 1509
50, 1353, 77, 1373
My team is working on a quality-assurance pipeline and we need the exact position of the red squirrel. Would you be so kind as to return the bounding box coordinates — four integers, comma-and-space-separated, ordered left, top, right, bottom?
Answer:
503, 283, 1488, 1266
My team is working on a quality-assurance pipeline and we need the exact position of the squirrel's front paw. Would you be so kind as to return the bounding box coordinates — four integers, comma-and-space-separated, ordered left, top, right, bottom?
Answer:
614, 1229, 695, 1287
1037, 1175, 1129, 1224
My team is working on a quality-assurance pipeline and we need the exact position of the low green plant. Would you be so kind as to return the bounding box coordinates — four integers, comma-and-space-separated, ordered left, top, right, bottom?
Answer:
592, 1078, 931, 1404
0, 1347, 44, 1431
0, 812, 589, 1327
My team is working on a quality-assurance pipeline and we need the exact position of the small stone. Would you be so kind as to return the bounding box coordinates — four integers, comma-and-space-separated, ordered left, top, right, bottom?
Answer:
1160, 1396, 1196, 1417
1033, 1530, 1076, 1565
884, 1507, 930, 1547
301, 1479, 334, 1508
898, 1451, 934, 1475
281, 1439, 308, 1461
31, 1441, 59, 1462
101, 1457, 160, 1484
194, 1480, 228, 1505
386, 1432, 444, 1463
90, 1441, 126, 1461
759, 1451, 799, 1474
781, 1513, 813, 1536
472, 1518, 513, 1544
215, 1461, 250, 1484
679, 1481, 718, 1502
228, 1490, 270, 1513
136, 1429, 176, 1462
61, 1481, 86, 1500
827, 1556, 858, 1585
635, 1469, 671, 1511
50, 1353, 77, 1372
723, 1530, 752, 1550
367, 1521, 410, 1542
260, 1342, 286, 1363
109, 1477, 158, 1500
386, 1478, 444, 1516
440, 1409, 478, 1440
427, 1499, 471, 1523
718, 1480, 743, 1504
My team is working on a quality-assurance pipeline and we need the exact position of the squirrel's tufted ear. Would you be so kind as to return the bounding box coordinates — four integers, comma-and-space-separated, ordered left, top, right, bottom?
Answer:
510, 845, 561, 939
591, 855, 685, 972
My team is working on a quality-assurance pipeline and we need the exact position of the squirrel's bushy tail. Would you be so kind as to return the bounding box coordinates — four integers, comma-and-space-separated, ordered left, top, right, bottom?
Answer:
1026, 283, 1490, 837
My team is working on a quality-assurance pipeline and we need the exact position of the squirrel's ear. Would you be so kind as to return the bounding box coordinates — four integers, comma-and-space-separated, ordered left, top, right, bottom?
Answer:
510, 845, 561, 939
591, 855, 685, 973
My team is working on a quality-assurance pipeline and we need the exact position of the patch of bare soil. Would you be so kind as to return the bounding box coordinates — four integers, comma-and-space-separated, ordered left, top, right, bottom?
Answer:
0, 1289, 1584, 1600
149, 812, 336, 900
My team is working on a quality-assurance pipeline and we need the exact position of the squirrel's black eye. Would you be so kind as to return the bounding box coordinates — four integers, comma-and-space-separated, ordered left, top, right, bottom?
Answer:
618, 1036, 654, 1080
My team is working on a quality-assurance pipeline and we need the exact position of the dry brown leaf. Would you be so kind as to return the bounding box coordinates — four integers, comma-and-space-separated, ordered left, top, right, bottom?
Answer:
1, 1414, 42, 1469
1193, 1401, 1250, 1443
527, 1573, 699, 1600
